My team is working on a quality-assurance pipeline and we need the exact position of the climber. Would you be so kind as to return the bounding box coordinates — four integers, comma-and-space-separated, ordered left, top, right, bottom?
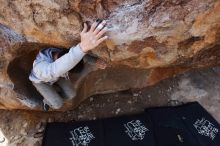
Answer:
29, 19, 108, 111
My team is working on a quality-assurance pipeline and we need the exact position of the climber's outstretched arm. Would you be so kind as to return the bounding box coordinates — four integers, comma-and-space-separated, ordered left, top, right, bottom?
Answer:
33, 20, 108, 81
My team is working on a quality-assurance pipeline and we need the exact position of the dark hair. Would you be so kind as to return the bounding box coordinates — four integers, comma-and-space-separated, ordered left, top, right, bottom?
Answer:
58, 49, 69, 58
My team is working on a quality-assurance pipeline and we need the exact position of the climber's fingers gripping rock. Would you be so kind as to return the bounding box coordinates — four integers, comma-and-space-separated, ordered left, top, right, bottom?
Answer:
79, 20, 108, 53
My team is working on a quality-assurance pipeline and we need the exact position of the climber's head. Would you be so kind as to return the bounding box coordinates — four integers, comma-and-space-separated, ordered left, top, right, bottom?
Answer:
52, 49, 69, 60
58, 49, 69, 58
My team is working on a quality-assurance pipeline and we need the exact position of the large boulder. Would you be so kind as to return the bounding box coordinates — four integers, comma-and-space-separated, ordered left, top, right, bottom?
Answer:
0, 0, 219, 110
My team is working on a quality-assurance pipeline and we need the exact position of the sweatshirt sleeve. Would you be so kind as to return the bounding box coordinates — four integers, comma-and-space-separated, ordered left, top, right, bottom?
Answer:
34, 44, 85, 81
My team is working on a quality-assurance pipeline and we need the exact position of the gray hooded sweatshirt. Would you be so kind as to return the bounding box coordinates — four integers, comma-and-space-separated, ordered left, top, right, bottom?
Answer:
29, 44, 85, 84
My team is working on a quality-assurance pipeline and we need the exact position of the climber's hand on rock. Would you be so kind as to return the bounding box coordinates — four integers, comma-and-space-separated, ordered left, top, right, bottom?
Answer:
79, 20, 108, 53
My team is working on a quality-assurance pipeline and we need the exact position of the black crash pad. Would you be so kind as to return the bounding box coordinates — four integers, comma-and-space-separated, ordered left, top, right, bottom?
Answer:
42, 120, 104, 146
103, 113, 156, 146
146, 102, 220, 146
43, 102, 220, 146
42, 113, 155, 146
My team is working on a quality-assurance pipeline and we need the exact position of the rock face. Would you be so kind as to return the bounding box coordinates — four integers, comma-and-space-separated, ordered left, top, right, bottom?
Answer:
0, 0, 220, 110
1, 66, 220, 146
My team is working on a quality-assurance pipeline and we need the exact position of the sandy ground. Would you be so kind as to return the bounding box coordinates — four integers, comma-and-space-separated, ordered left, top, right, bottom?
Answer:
0, 66, 220, 146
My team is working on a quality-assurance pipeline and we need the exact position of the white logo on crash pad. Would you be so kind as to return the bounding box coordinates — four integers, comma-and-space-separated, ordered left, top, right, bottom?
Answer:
194, 118, 219, 140
124, 120, 149, 141
69, 126, 95, 146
